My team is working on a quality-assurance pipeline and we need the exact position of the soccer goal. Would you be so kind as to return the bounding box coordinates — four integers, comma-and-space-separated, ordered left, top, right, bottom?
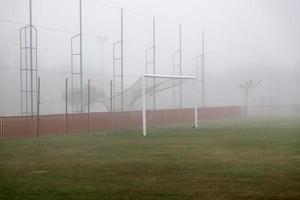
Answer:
100, 74, 198, 136
141, 74, 198, 136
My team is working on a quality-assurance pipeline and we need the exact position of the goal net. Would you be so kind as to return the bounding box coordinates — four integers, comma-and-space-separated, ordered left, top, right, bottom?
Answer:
100, 74, 198, 136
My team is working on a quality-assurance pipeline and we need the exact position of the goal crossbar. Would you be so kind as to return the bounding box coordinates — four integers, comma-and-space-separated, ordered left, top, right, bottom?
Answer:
144, 74, 196, 80
142, 74, 198, 136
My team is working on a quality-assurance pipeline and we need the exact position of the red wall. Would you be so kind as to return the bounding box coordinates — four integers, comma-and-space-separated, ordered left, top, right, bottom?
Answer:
0, 106, 241, 139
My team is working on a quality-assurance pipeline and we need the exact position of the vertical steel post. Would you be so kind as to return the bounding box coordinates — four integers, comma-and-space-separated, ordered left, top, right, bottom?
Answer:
29, 0, 34, 116
196, 54, 203, 108
20, 1, 38, 117
79, 0, 83, 113
145, 17, 156, 110
71, 37, 73, 113
65, 78, 68, 132
112, 43, 115, 112
201, 30, 205, 107
179, 24, 182, 108
0, 117, 3, 140
153, 17, 156, 110
37, 77, 40, 137
25, 29, 28, 115
193, 79, 198, 128
35, 27, 38, 112
142, 76, 146, 136
20, 30, 23, 115
120, 8, 124, 112
1, 117, 4, 140
172, 25, 182, 109
88, 79, 91, 131
269, 67, 273, 106
145, 48, 148, 72
110, 80, 113, 112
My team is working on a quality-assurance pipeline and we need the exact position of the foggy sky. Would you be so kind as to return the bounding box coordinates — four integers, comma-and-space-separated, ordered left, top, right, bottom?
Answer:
0, 0, 299, 115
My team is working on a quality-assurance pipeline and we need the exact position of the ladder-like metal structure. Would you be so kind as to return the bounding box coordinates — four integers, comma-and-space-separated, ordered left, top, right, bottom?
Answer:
112, 41, 123, 112
70, 0, 83, 113
112, 8, 124, 112
19, 0, 38, 116
71, 34, 83, 113
172, 24, 182, 109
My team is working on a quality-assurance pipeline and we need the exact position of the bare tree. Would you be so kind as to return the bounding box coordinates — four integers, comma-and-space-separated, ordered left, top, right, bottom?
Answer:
240, 79, 262, 116
63, 85, 105, 112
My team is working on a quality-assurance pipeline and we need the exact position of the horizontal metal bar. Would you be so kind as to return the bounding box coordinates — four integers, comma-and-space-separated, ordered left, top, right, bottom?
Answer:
72, 111, 82, 113
21, 113, 38, 115
113, 41, 121, 45
144, 74, 196, 80
113, 58, 121, 60
21, 68, 37, 71
71, 34, 80, 39
19, 25, 31, 30
32, 26, 37, 31
19, 25, 38, 33
21, 47, 37, 50
72, 53, 81, 56
146, 46, 154, 51
21, 91, 37, 93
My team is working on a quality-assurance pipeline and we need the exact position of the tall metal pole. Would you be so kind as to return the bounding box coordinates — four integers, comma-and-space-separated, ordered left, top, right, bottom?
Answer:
19, 29, 22, 115
153, 17, 156, 110
193, 79, 198, 128
112, 43, 115, 112
0, 117, 3, 140
121, 8, 124, 111
65, 78, 68, 132
201, 30, 205, 107
179, 24, 182, 108
29, 0, 34, 115
88, 79, 91, 131
37, 77, 40, 137
79, 0, 83, 112
110, 80, 113, 112
88, 79, 90, 114
71, 37, 73, 112
142, 76, 146, 136
269, 67, 273, 106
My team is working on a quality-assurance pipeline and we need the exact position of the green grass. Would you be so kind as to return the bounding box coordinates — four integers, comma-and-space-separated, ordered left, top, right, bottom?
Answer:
1, 117, 300, 200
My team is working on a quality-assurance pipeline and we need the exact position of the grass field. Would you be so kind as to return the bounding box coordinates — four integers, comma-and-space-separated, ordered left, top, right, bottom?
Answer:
0, 117, 300, 200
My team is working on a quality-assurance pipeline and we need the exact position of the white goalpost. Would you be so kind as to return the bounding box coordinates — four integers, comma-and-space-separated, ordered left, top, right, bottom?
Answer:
99, 73, 198, 136
142, 74, 198, 136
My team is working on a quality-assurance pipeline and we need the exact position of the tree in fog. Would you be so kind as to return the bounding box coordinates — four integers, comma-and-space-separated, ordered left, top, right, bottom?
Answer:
63, 85, 106, 112
240, 79, 262, 116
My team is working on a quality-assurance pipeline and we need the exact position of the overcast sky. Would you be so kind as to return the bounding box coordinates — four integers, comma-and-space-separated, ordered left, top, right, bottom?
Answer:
0, 0, 299, 115
99, 0, 300, 69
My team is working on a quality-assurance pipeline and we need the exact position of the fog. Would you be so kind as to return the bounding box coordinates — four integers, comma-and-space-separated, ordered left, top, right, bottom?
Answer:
0, 0, 299, 116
